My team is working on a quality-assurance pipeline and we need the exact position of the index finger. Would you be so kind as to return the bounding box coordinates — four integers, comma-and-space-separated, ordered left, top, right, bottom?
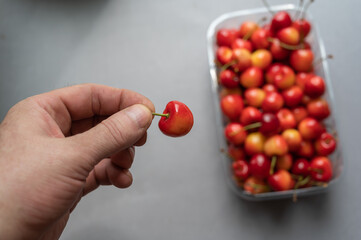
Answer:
32, 83, 155, 135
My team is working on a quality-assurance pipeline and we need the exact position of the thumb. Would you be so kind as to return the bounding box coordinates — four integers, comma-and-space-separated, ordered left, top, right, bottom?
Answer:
69, 104, 153, 167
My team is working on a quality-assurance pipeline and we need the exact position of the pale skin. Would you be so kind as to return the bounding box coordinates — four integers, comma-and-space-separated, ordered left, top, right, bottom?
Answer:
0, 84, 155, 239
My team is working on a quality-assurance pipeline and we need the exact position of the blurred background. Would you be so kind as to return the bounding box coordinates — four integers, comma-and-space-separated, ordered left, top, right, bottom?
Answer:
0, 0, 359, 239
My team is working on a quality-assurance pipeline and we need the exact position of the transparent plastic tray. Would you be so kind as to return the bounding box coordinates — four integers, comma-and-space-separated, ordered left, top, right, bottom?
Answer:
207, 4, 343, 201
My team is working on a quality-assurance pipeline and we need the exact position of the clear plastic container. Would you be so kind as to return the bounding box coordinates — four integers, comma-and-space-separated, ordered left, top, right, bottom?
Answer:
207, 4, 343, 201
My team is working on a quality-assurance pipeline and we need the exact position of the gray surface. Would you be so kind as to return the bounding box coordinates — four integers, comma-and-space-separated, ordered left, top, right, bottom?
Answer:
0, 0, 359, 239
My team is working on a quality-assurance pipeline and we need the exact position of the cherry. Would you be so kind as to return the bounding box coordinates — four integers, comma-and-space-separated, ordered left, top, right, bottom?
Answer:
304, 75, 326, 98
269, 38, 290, 60
216, 28, 237, 47
262, 91, 284, 113
264, 135, 288, 157
239, 21, 259, 39
227, 144, 246, 160
276, 153, 293, 171
244, 176, 269, 194
310, 156, 333, 182
290, 49, 314, 72
231, 38, 253, 52
307, 98, 330, 120
298, 117, 324, 140
224, 123, 247, 145
244, 132, 266, 156
262, 83, 277, 94
282, 86, 304, 107
251, 28, 271, 49
265, 63, 295, 90
231, 48, 252, 72
296, 72, 314, 90
270, 11, 292, 34
216, 46, 233, 65
291, 158, 310, 176
276, 108, 297, 131
268, 169, 295, 191
156, 101, 194, 137
251, 49, 272, 70
232, 159, 250, 180
292, 106, 308, 124
240, 106, 262, 126
249, 153, 271, 179
220, 94, 244, 121
296, 140, 314, 158
282, 128, 302, 152
240, 66, 264, 88
244, 88, 266, 108
292, 19, 311, 39
277, 27, 300, 45
315, 132, 337, 156
219, 69, 239, 88
259, 113, 280, 135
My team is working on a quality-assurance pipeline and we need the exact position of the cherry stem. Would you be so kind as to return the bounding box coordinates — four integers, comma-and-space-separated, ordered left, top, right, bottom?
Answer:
310, 181, 328, 187
261, 0, 275, 16
313, 54, 333, 68
294, 0, 305, 20
269, 156, 277, 175
301, 0, 314, 20
243, 122, 262, 131
220, 59, 238, 72
267, 37, 305, 50
309, 167, 323, 174
294, 175, 311, 189
152, 112, 169, 118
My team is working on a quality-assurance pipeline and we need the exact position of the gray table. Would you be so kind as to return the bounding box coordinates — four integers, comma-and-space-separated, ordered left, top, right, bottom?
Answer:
0, 0, 359, 239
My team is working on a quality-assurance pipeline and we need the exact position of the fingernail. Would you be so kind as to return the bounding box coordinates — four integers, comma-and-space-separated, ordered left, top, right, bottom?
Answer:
125, 104, 151, 128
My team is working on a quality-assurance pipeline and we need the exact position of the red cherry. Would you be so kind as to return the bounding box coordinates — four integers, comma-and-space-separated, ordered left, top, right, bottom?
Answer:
262, 83, 277, 94
231, 48, 252, 72
310, 157, 333, 182
292, 106, 308, 124
304, 76, 326, 98
270, 38, 290, 60
239, 21, 259, 39
240, 107, 262, 126
259, 113, 280, 135
276, 153, 293, 171
157, 101, 194, 137
315, 132, 337, 156
296, 140, 315, 158
249, 153, 271, 179
298, 117, 324, 140
231, 38, 253, 52
224, 123, 247, 145
291, 158, 310, 176
216, 28, 237, 47
276, 108, 297, 131
228, 144, 246, 160
232, 159, 250, 180
262, 92, 284, 113
282, 86, 303, 107
307, 98, 330, 120
251, 28, 271, 49
296, 72, 314, 90
240, 66, 264, 88
292, 19, 311, 38
219, 69, 239, 88
270, 11, 292, 34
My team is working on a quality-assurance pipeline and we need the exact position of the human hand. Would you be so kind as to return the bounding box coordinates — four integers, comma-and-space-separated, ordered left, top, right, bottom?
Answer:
0, 84, 154, 239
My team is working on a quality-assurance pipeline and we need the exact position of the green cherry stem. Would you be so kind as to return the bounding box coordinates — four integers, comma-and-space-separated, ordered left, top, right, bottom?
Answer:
243, 122, 262, 131
267, 37, 305, 50
152, 112, 169, 118
269, 155, 277, 175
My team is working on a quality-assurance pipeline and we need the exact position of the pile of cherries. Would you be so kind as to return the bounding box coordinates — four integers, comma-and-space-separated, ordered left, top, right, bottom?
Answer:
215, 3, 336, 194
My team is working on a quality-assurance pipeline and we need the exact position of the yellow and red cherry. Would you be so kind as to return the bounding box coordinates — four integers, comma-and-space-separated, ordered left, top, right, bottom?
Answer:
216, 46, 233, 65
239, 21, 259, 39
290, 49, 314, 72
277, 27, 300, 45
244, 176, 269, 194
251, 49, 272, 70
296, 140, 315, 158
298, 117, 323, 140
265, 63, 295, 90
244, 88, 266, 108
268, 169, 295, 191
240, 66, 264, 88
231, 48, 252, 72
244, 132, 266, 156
292, 19, 311, 39
264, 135, 288, 157
262, 83, 277, 94
155, 101, 194, 137
276, 153, 293, 171
282, 128, 302, 152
